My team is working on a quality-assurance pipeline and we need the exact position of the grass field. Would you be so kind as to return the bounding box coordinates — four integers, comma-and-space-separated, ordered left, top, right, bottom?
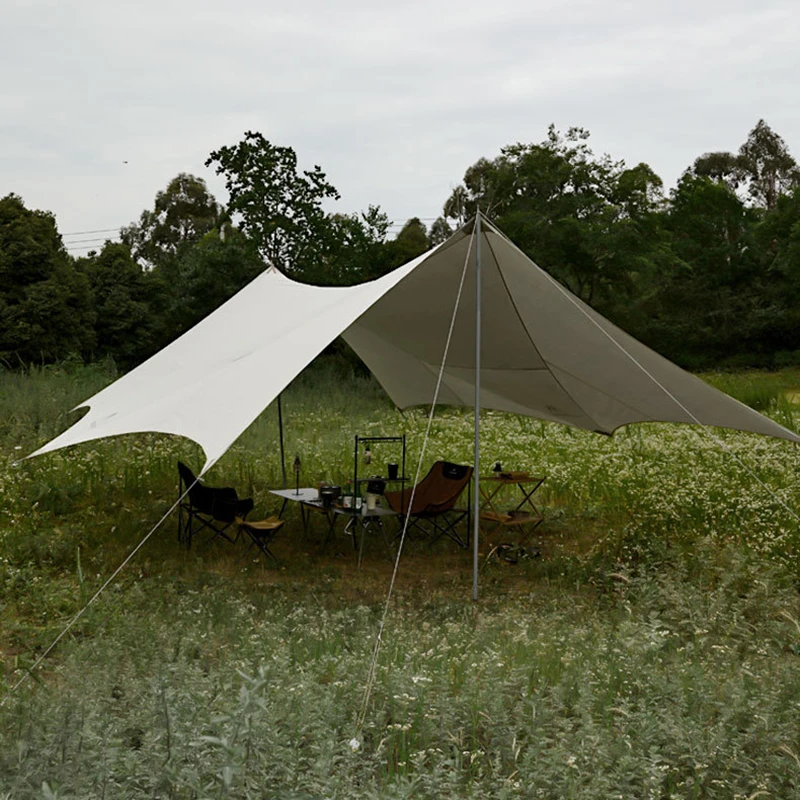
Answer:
1, 360, 799, 798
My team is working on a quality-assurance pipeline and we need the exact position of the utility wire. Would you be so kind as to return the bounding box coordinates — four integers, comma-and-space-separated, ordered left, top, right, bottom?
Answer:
64, 235, 120, 246
59, 219, 444, 237
62, 227, 121, 237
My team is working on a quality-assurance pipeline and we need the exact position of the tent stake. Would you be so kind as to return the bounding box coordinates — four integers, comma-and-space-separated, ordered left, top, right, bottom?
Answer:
473, 212, 482, 602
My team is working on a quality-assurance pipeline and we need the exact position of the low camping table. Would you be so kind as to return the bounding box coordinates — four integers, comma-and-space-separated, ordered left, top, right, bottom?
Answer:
269, 488, 398, 566
478, 473, 546, 542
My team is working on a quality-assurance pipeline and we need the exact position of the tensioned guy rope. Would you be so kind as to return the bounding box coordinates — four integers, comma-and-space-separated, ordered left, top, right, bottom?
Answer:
352, 218, 477, 745
1, 481, 200, 706
535, 252, 800, 525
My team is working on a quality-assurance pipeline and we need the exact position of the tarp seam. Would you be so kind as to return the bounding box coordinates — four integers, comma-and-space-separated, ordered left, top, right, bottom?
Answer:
484, 222, 606, 432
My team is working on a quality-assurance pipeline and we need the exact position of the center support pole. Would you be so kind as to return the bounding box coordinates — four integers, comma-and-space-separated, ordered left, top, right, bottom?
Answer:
472, 212, 482, 602
278, 393, 287, 489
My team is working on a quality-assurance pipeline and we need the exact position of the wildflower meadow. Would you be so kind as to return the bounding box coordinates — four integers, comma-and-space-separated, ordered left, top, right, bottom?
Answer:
1, 361, 799, 798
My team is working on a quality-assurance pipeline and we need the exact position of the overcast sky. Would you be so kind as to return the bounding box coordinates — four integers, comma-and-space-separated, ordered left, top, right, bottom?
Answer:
2, 0, 798, 255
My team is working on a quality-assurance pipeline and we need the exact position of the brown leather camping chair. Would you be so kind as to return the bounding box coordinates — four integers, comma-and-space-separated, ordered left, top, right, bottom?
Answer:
384, 461, 472, 548
177, 461, 254, 548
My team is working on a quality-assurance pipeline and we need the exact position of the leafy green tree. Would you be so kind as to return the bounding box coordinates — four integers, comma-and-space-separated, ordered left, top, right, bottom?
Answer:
383, 217, 429, 269
641, 174, 765, 365
0, 194, 94, 365
691, 150, 742, 192
737, 119, 800, 210
315, 206, 391, 285
443, 186, 469, 226
613, 163, 666, 219
120, 173, 220, 270
436, 122, 800, 367
659, 121, 800, 365
444, 126, 666, 309
754, 186, 800, 278
428, 217, 453, 246
668, 174, 755, 285
119, 173, 239, 353
691, 121, 799, 211
175, 228, 265, 328
749, 187, 800, 355
77, 242, 156, 368
206, 132, 340, 278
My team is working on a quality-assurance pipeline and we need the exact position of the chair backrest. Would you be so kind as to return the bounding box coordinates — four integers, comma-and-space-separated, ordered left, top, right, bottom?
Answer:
387, 461, 472, 515
178, 461, 198, 493
178, 461, 239, 521
178, 461, 208, 509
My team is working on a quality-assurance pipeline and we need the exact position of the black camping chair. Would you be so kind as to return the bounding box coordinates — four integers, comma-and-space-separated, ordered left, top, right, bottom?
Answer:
384, 461, 472, 548
177, 461, 254, 548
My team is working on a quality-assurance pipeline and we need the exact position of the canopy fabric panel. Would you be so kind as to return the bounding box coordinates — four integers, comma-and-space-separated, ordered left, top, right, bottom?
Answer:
28, 254, 430, 473
343, 217, 800, 443
28, 216, 800, 472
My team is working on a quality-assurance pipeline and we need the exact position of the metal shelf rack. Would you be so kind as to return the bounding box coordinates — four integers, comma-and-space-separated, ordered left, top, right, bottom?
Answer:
352, 434, 406, 500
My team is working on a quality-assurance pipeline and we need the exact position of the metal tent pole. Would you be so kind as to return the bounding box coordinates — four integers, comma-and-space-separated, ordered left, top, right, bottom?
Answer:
278, 393, 287, 489
472, 212, 482, 602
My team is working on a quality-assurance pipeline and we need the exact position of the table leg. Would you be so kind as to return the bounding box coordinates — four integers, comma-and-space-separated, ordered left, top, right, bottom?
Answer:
319, 511, 341, 555
357, 516, 394, 569
479, 482, 507, 537
357, 517, 366, 569
513, 478, 545, 514
478, 479, 546, 542
513, 480, 545, 543
344, 514, 360, 552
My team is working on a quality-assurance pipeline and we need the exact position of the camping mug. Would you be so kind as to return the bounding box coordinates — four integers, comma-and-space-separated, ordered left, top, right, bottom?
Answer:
387, 462, 399, 480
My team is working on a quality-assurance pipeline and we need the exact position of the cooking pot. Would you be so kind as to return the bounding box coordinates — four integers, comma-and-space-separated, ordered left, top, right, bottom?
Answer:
319, 484, 341, 508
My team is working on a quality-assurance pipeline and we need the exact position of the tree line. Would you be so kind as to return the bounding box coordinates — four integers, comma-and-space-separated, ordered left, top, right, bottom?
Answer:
2, 121, 799, 372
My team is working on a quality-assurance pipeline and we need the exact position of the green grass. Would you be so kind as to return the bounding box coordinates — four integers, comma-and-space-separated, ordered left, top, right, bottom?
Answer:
701, 368, 800, 432
1, 360, 799, 797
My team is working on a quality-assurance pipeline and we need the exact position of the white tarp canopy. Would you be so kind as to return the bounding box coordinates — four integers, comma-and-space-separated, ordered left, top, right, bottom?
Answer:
29, 216, 800, 471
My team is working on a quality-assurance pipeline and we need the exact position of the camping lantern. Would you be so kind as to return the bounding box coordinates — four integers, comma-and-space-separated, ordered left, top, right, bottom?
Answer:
364, 445, 372, 465
293, 454, 301, 495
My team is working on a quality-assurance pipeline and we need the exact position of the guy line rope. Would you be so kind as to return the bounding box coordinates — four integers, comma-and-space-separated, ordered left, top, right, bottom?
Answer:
7, 218, 795, 724
352, 217, 477, 746
533, 250, 800, 526
3, 221, 477, 713
1, 481, 200, 706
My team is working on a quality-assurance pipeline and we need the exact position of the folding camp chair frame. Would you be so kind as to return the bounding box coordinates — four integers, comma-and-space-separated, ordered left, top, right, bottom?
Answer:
400, 481, 471, 548
237, 517, 284, 564
177, 462, 253, 549
387, 462, 473, 549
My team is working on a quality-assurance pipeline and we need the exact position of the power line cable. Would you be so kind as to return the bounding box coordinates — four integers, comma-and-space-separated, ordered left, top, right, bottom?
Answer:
59, 218, 444, 237
64, 235, 120, 246
62, 227, 121, 237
